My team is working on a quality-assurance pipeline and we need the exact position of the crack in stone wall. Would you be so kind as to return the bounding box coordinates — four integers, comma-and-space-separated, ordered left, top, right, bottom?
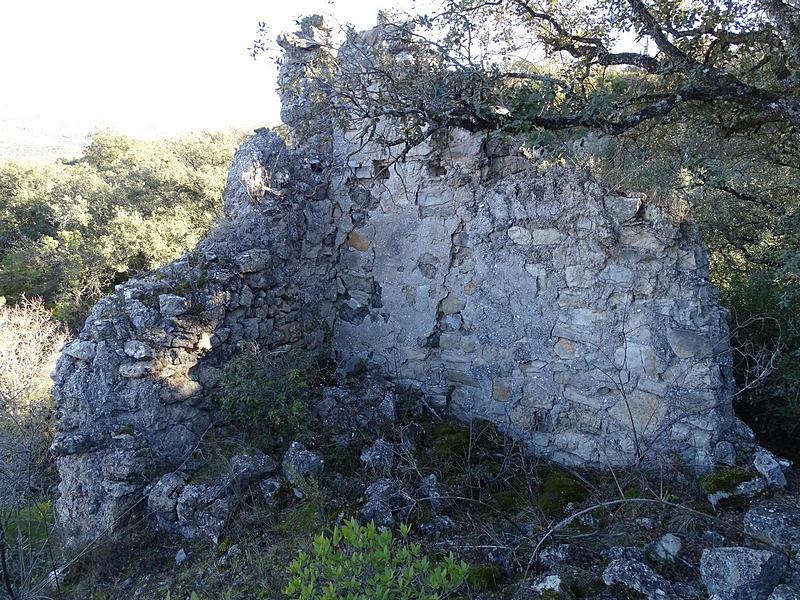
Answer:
51, 17, 736, 547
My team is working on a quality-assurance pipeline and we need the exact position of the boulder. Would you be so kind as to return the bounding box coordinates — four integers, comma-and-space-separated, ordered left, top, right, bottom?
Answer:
282, 441, 324, 492
744, 503, 800, 552
754, 448, 788, 488
700, 547, 787, 600
360, 439, 394, 473
360, 479, 413, 527
602, 558, 677, 599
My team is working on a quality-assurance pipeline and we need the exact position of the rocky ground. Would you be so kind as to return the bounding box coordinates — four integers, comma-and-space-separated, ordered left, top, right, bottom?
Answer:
46, 373, 800, 600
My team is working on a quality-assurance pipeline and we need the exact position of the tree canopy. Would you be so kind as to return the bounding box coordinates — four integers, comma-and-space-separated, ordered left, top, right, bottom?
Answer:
0, 130, 245, 324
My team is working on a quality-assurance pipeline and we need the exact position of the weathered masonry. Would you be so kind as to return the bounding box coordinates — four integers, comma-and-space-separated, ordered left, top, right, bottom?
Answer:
51, 17, 735, 545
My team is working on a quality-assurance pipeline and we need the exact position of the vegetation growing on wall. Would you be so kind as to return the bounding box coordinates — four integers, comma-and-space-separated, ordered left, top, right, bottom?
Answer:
253, 0, 800, 453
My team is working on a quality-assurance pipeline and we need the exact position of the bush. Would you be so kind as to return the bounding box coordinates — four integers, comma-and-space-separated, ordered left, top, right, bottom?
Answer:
284, 519, 469, 600
216, 349, 314, 448
0, 297, 67, 597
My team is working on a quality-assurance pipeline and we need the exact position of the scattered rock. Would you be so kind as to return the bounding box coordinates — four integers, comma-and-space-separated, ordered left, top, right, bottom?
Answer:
175, 548, 187, 566
419, 473, 444, 513
744, 502, 800, 551
419, 515, 456, 538
360, 439, 394, 472
603, 558, 677, 599
377, 392, 396, 423
148, 472, 188, 531
175, 480, 233, 543
700, 547, 788, 600
754, 448, 788, 488
230, 451, 279, 487
532, 574, 564, 594
704, 472, 767, 507
360, 479, 413, 528
647, 533, 682, 563
635, 517, 656, 531
62, 340, 96, 361
259, 477, 284, 507
158, 293, 188, 316
282, 441, 324, 492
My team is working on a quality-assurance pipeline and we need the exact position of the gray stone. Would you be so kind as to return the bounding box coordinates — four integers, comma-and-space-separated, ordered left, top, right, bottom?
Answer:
707, 476, 767, 507
148, 472, 187, 530
714, 441, 737, 466
62, 340, 95, 361
282, 441, 324, 491
159, 294, 188, 316
744, 502, 800, 551
123, 340, 154, 359
700, 547, 788, 600
647, 533, 682, 563
175, 481, 232, 543
229, 451, 279, 487
360, 478, 413, 528
175, 548, 187, 566
119, 361, 158, 378
602, 558, 677, 599
259, 477, 284, 507
360, 439, 394, 472
769, 585, 800, 600
419, 473, 443, 513
754, 448, 788, 488
532, 574, 564, 595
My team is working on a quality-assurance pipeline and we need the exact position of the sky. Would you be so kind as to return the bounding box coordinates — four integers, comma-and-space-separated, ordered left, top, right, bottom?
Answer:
0, 0, 416, 146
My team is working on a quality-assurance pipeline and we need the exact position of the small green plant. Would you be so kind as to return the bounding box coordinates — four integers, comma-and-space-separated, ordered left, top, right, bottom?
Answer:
216, 350, 313, 447
284, 519, 469, 600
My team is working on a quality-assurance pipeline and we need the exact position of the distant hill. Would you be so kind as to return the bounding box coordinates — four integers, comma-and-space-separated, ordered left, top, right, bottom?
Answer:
0, 114, 88, 162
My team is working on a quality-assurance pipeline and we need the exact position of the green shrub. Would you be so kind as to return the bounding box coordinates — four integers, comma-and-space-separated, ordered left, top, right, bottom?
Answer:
284, 519, 469, 600
216, 349, 313, 448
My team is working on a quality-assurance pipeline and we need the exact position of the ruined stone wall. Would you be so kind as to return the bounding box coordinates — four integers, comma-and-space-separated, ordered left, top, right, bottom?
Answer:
51, 17, 735, 546
51, 129, 337, 546
329, 128, 734, 468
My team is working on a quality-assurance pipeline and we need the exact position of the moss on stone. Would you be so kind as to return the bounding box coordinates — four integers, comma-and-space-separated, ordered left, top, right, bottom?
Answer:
538, 470, 590, 517
700, 468, 753, 494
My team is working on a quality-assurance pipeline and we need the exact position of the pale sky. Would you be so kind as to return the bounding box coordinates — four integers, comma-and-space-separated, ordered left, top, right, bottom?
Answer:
0, 0, 413, 143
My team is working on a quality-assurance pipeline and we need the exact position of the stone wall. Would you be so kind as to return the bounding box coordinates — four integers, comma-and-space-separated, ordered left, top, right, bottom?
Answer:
329, 127, 734, 468
51, 17, 735, 546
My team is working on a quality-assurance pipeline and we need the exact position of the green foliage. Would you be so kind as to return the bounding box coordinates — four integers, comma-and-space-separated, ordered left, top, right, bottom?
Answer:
216, 349, 313, 448
0, 130, 245, 324
284, 519, 469, 600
